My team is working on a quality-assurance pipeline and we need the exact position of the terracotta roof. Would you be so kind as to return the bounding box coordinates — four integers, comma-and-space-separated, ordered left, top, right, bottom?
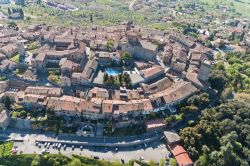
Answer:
35, 52, 46, 62
25, 86, 61, 97
139, 40, 158, 51
169, 144, 193, 166
146, 119, 165, 129
162, 82, 197, 104
141, 65, 164, 79
141, 77, 173, 94
81, 59, 98, 80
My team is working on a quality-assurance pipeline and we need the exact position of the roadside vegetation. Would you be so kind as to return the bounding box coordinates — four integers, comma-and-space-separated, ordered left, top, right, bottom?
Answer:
0, 141, 14, 157
178, 51, 250, 165
0, 76, 7, 81
180, 101, 250, 165
0, 154, 131, 166
104, 122, 146, 136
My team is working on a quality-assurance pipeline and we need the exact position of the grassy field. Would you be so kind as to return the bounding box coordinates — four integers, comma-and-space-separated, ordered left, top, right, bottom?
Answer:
199, 0, 250, 17
10, 54, 20, 63
0, 0, 250, 30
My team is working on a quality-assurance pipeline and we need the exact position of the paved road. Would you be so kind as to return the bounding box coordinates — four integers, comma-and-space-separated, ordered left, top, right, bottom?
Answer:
13, 136, 169, 163
0, 129, 169, 162
1, 128, 163, 146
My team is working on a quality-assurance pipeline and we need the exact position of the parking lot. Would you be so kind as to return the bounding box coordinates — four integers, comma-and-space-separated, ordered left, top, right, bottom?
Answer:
11, 133, 169, 163
0, 129, 171, 162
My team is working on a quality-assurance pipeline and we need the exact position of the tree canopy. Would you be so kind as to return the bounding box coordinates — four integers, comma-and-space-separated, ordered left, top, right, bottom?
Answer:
179, 100, 250, 166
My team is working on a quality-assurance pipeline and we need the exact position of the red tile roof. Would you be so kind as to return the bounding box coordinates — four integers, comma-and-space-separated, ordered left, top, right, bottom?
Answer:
169, 143, 193, 166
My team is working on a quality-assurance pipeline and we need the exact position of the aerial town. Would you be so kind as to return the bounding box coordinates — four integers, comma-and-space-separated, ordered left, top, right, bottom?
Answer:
0, 22, 213, 124
0, 0, 250, 166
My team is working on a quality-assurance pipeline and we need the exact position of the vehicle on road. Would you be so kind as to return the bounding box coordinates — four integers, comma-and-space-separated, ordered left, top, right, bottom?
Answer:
57, 143, 62, 150
47, 143, 51, 149
41, 149, 50, 154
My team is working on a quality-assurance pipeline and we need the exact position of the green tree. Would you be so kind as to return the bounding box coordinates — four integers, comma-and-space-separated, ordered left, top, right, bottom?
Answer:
20, 110, 27, 118
2, 96, 11, 110
165, 115, 176, 125
17, 63, 28, 74
107, 39, 114, 52
7, 8, 11, 15
149, 160, 156, 166
103, 73, 109, 83
118, 74, 123, 83
108, 75, 115, 84
31, 155, 44, 166
121, 52, 132, 63
180, 101, 250, 164
169, 158, 177, 166
159, 158, 166, 166
209, 70, 228, 92
181, 105, 198, 113
69, 158, 81, 166
128, 160, 134, 166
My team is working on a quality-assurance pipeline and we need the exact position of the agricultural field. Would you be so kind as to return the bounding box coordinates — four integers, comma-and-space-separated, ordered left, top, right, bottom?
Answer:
199, 0, 250, 17
1, 0, 250, 30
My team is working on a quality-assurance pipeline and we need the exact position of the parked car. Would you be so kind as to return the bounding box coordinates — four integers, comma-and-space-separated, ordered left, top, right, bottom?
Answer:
35, 142, 39, 146
57, 143, 62, 149
63, 144, 67, 150
41, 149, 50, 154
52, 143, 56, 149
72, 145, 75, 150
47, 143, 51, 149
80, 146, 83, 151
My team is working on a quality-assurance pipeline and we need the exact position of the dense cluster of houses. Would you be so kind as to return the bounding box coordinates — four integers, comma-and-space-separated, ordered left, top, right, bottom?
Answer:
5, 18, 247, 125
0, 80, 197, 121
0, 21, 218, 120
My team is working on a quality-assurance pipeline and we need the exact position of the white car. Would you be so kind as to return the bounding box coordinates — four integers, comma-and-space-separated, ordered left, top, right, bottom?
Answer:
41, 149, 50, 154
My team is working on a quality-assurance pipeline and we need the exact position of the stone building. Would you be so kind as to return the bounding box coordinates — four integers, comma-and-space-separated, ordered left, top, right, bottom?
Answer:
198, 59, 212, 81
